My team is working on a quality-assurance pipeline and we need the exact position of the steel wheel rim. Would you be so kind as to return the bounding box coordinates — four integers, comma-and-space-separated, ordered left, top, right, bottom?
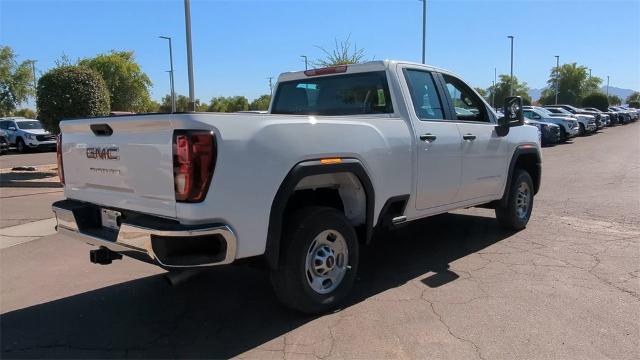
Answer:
305, 229, 349, 294
515, 182, 531, 220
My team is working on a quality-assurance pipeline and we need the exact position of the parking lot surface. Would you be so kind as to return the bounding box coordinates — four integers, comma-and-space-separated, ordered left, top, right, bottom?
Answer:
1, 123, 638, 359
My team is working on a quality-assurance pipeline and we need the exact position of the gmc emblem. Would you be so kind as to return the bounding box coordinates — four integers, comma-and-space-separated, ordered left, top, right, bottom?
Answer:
86, 147, 119, 160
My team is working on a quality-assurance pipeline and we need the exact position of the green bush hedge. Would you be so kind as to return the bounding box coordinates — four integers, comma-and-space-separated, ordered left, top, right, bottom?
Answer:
37, 66, 110, 133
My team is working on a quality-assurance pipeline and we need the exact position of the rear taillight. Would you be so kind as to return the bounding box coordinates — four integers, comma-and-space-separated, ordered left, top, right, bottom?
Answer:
56, 134, 65, 185
173, 131, 216, 202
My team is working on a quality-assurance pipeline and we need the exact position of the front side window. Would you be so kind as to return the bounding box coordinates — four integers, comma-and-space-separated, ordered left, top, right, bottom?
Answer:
442, 75, 489, 123
16, 121, 43, 130
524, 110, 541, 120
404, 69, 444, 120
271, 71, 393, 115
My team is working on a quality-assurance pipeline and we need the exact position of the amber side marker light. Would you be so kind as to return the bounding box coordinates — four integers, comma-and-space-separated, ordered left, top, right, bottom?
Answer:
320, 158, 342, 165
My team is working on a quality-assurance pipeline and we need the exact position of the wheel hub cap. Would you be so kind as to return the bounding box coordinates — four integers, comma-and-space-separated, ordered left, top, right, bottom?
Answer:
515, 182, 531, 220
305, 230, 348, 294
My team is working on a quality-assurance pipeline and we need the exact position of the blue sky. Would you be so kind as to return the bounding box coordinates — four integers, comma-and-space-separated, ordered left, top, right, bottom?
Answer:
2, 0, 639, 103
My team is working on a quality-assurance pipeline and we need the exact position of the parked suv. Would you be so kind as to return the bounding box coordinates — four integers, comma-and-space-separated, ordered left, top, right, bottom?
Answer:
52, 61, 541, 313
543, 107, 596, 135
545, 104, 604, 129
523, 106, 579, 140
0, 118, 56, 152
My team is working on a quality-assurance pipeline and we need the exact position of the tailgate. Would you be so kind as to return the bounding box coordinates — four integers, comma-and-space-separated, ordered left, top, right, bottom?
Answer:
60, 116, 178, 218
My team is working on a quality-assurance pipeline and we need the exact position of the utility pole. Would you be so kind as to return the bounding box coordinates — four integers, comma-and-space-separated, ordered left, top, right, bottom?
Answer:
159, 36, 176, 113
29, 60, 37, 110
420, 0, 427, 64
507, 35, 514, 96
268, 77, 274, 96
492, 67, 496, 109
300, 55, 308, 70
554, 55, 560, 105
184, 0, 196, 111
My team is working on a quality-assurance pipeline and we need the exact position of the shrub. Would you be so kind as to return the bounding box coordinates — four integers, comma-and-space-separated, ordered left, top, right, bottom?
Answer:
37, 66, 110, 133
581, 92, 609, 112
628, 100, 640, 109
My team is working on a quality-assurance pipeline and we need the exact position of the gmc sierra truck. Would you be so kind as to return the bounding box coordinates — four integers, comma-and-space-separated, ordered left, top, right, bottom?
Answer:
52, 60, 541, 313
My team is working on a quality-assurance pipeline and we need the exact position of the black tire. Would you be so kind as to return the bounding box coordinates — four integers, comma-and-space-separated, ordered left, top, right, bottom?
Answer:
16, 138, 27, 153
495, 170, 534, 231
270, 206, 359, 314
578, 123, 586, 136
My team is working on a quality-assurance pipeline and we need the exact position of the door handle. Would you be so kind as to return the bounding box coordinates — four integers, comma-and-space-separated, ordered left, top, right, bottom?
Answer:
463, 134, 476, 141
420, 133, 437, 143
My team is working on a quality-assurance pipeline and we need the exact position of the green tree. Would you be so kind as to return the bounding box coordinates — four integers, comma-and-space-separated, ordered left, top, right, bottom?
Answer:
37, 66, 110, 133
13, 108, 37, 118
159, 94, 202, 113
79, 51, 152, 112
206, 96, 249, 112
626, 91, 640, 104
607, 95, 622, 105
487, 74, 531, 106
313, 35, 366, 67
581, 92, 609, 111
0, 46, 34, 116
629, 100, 640, 109
249, 94, 271, 111
539, 63, 601, 105
207, 97, 229, 112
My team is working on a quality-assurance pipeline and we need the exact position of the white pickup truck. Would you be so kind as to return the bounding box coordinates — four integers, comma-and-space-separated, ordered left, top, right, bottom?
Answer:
52, 60, 541, 313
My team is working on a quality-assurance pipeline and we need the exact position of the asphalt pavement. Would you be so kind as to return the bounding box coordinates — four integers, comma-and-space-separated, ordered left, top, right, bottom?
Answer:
0, 123, 638, 359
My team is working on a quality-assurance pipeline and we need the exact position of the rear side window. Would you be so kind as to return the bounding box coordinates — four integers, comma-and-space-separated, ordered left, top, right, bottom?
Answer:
271, 71, 393, 115
404, 69, 444, 120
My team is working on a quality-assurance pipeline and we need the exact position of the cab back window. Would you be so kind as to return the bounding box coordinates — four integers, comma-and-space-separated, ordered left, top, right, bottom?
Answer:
271, 71, 393, 115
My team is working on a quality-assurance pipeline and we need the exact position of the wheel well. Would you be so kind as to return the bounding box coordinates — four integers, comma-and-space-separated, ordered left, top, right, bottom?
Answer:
283, 173, 367, 231
514, 153, 540, 194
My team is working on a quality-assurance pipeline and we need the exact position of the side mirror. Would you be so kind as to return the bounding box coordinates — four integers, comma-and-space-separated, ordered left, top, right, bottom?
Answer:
496, 96, 524, 136
7, 126, 16, 131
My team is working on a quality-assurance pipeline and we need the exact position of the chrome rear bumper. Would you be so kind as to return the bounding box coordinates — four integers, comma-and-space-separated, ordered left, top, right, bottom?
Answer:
52, 200, 236, 268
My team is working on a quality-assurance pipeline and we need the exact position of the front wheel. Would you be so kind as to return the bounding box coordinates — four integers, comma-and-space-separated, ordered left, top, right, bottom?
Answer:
578, 123, 586, 136
16, 138, 27, 153
270, 207, 359, 314
495, 170, 534, 231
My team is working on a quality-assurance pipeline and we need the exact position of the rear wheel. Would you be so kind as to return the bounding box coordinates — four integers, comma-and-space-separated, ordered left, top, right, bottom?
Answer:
270, 206, 359, 314
495, 170, 534, 231
578, 123, 586, 136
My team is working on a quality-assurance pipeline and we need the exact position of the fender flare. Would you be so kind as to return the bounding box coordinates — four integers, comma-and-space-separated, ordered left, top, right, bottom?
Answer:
500, 146, 541, 208
264, 158, 375, 269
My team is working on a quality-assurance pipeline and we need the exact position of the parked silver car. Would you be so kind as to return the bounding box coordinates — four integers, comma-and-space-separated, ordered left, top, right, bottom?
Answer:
523, 106, 579, 141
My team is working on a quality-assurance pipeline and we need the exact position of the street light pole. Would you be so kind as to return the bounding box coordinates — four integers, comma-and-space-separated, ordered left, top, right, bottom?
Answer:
606, 76, 610, 97
267, 77, 274, 96
589, 68, 592, 78
507, 35, 514, 96
184, 0, 196, 111
555, 55, 559, 105
29, 60, 37, 110
159, 36, 176, 113
492, 67, 496, 109
300, 55, 308, 70
420, 0, 427, 64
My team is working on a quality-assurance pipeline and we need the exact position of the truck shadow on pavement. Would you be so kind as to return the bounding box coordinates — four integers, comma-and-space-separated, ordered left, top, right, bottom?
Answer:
1, 212, 513, 358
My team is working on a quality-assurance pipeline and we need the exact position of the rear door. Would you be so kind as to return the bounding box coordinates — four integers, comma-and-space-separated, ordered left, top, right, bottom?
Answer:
439, 73, 509, 202
402, 68, 462, 210
61, 116, 178, 218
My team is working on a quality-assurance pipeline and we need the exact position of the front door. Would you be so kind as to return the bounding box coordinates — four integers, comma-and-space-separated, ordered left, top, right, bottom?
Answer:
441, 74, 508, 201
403, 68, 462, 210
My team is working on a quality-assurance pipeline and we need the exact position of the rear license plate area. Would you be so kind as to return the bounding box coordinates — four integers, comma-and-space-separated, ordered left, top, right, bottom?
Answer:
101, 209, 121, 230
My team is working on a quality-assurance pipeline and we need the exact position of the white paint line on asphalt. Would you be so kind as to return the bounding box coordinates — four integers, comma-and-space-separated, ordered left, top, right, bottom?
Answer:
0, 218, 57, 249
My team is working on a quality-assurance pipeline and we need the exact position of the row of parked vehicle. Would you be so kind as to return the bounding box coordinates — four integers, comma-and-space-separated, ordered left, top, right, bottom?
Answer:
517, 105, 639, 146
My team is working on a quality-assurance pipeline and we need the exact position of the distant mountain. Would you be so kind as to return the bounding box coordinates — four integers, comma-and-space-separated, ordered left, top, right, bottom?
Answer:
601, 86, 636, 101
528, 88, 544, 101
528, 86, 637, 103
